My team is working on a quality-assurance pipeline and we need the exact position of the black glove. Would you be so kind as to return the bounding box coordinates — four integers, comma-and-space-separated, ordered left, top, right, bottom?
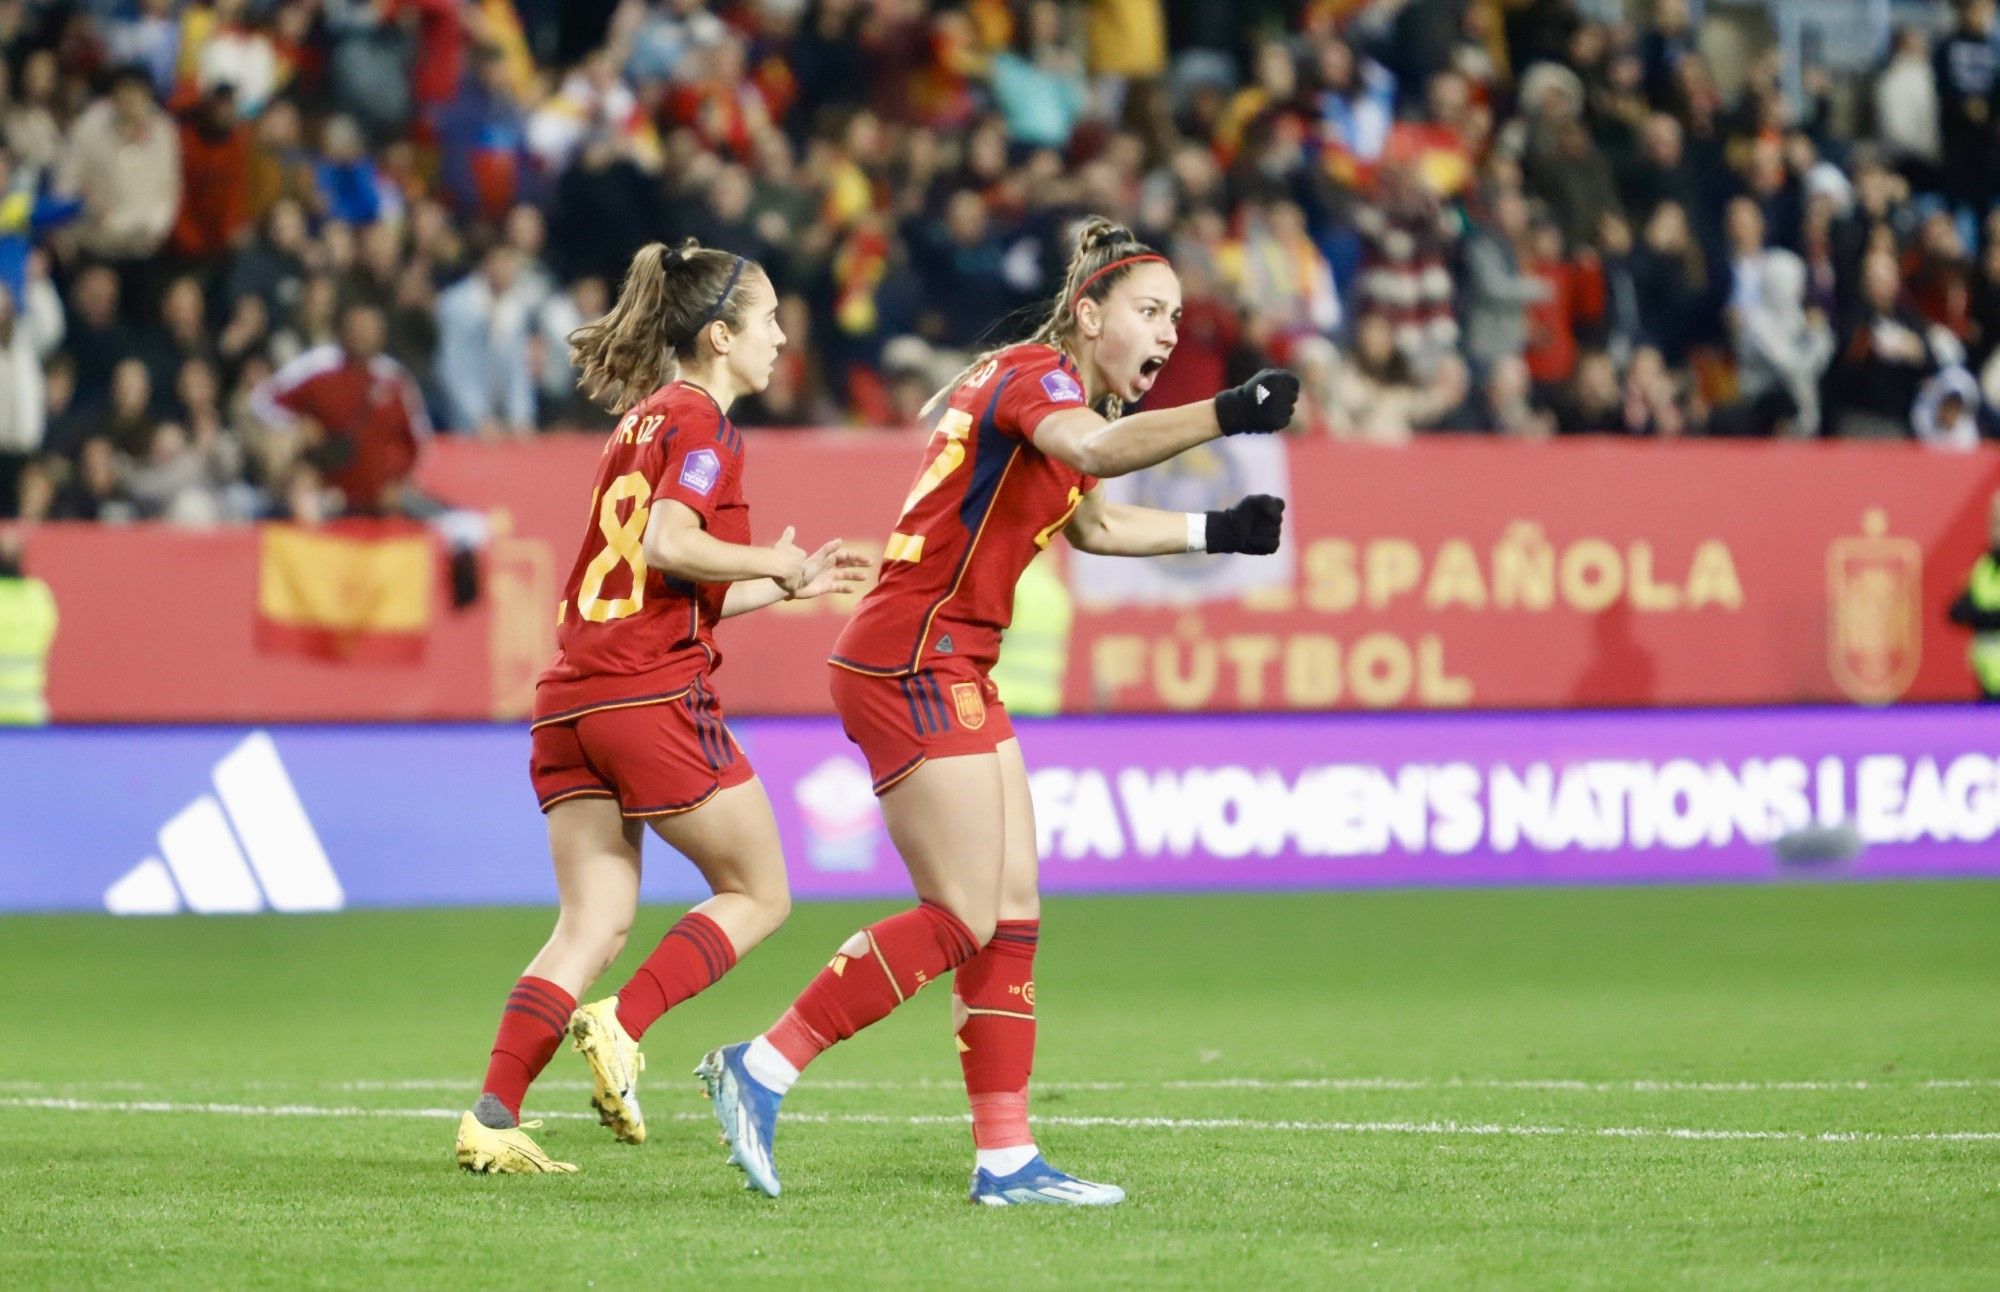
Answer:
1205, 494, 1285, 555
1212, 368, 1300, 435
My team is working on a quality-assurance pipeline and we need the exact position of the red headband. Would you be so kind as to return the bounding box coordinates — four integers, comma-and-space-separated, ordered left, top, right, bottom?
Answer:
1070, 254, 1168, 309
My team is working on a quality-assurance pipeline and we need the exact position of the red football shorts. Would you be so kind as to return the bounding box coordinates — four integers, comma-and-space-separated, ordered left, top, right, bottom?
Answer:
529, 678, 753, 817
828, 659, 1015, 795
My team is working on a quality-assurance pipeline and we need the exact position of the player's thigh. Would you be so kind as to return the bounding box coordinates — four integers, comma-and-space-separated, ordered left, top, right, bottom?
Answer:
644, 775, 789, 908
546, 795, 644, 940
994, 737, 1040, 921
878, 750, 1006, 938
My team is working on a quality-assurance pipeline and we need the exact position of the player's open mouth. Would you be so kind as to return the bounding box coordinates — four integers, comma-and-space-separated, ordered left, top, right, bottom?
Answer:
1140, 355, 1168, 377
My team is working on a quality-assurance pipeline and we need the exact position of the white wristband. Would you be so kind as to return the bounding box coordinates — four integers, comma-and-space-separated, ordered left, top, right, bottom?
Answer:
1184, 512, 1207, 553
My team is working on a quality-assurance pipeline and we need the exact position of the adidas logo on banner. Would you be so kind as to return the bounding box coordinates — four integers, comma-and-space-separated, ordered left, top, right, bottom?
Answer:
103, 732, 343, 916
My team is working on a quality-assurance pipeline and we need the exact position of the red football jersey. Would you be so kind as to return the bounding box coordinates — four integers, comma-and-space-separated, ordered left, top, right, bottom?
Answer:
832, 342, 1097, 676
535, 382, 750, 723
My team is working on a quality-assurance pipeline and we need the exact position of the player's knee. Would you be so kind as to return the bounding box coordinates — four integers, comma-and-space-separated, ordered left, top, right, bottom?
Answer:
554, 914, 628, 968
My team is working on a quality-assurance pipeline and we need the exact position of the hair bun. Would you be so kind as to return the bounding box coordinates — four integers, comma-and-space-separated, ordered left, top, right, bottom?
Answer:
1076, 218, 1137, 253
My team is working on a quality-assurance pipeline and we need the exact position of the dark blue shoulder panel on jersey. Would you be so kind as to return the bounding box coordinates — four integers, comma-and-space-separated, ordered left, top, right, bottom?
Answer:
958, 371, 1020, 531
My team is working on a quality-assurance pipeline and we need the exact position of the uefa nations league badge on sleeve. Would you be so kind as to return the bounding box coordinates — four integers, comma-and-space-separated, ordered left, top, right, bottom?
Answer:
680, 447, 723, 496
1041, 370, 1085, 404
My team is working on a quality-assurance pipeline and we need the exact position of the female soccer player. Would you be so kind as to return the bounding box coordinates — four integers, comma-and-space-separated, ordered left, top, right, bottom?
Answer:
455, 240, 869, 1173
698, 219, 1296, 1204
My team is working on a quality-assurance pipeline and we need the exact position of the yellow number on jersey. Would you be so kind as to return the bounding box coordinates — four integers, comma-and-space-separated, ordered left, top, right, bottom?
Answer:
576, 471, 652, 622
1033, 486, 1084, 550
886, 407, 974, 563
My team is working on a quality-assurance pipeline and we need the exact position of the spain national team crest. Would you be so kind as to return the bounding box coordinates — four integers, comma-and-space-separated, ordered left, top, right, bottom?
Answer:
1826, 509, 1922, 705
951, 681, 987, 730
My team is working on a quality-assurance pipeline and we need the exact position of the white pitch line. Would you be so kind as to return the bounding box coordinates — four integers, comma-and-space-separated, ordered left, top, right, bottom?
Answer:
5, 1076, 1996, 1096
3, 1096, 1996, 1145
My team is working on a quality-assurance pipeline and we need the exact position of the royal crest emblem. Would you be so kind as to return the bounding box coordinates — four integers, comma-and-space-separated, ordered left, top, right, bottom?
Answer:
951, 681, 987, 730
1827, 509, 1921, 704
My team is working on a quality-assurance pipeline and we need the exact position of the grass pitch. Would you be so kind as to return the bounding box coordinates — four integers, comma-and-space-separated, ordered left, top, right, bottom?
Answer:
2, 883, 1996, 1290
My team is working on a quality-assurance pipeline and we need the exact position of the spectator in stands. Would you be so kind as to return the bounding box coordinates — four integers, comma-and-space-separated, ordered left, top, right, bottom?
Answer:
106, 0, 182, 101
1620, 113, 1700, 227
171, 84, 252, 269
436, 245, 535, 439
313, 115, 395, 228
988, 0, 1087, 149
1229, 199, 1340, 347
1876, 27, 1942, 195
1461, 185, 1548, 372
1523, 214, 1589, 392
1914, 365, 1988, 450
436, 44, 534, 224
100, 359, 157, 460
38, 355, 84, 465
912, 187, 1016, 349
189, 0, 281, 118
501, 204, 557, 313
1909, 210, 1977, 346
2, 52, 65, 189
0, 288, 42, 517
60, 65, 181, 287
1353, 159, 1458, 364
1632, 200, 1708, 367
1735, 250, 1834, 437
251, 300, 430, 515
244, 97, 316, 220
142, 276, 214, 407
1933, 0, 2000, 224
533, 274, 606, 429
1833, 251, 1938, 438
61, 267, 133, 420
1318, 313, 1451, 443
1556, 350, 1623, 435
549, 130, 659, 286
33, 436, 132, 522
123, 419, 242, 525
226, 197, 311, 321
326, 0, 415, 142
1312, 36, 1396, 189
1479, 353, 1557, 439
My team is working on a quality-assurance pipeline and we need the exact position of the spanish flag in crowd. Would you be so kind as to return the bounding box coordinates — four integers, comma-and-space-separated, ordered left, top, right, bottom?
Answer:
254, 522, 435, 665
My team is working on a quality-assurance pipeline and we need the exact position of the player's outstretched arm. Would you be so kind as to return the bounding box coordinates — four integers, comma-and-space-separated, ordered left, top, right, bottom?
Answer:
1029, 369, 1300, 479
722, 539, 872, 617
644, 499, 806, 587
1065, 488, 1287, 558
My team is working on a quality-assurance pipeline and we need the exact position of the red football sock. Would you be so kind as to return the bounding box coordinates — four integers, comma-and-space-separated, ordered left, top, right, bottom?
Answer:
765, 899, 979, 1071
955, 918, 1038, 1149
481, 975, 576, 1121
614, 911, 737, 1040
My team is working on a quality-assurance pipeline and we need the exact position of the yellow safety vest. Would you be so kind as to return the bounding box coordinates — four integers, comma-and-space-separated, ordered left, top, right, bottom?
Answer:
0, 575, 56, 725
1969, 554, 2000, 695
992, 553, 1073, 717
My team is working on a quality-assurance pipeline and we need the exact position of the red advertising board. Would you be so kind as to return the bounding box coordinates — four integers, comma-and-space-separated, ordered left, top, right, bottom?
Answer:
27, 434, 1999, 722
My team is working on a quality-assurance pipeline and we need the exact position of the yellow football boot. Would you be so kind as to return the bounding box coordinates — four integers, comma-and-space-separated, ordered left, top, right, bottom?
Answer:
454, 1110, 577, 1174
568, 997, 646, 1144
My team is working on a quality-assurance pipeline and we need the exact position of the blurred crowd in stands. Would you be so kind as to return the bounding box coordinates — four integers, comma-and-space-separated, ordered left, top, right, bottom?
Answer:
0, 0, 1996, 528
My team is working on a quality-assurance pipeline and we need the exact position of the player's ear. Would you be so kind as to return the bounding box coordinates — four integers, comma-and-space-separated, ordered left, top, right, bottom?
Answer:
1075, 298, 1101, 340
706, 319, 733, 355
